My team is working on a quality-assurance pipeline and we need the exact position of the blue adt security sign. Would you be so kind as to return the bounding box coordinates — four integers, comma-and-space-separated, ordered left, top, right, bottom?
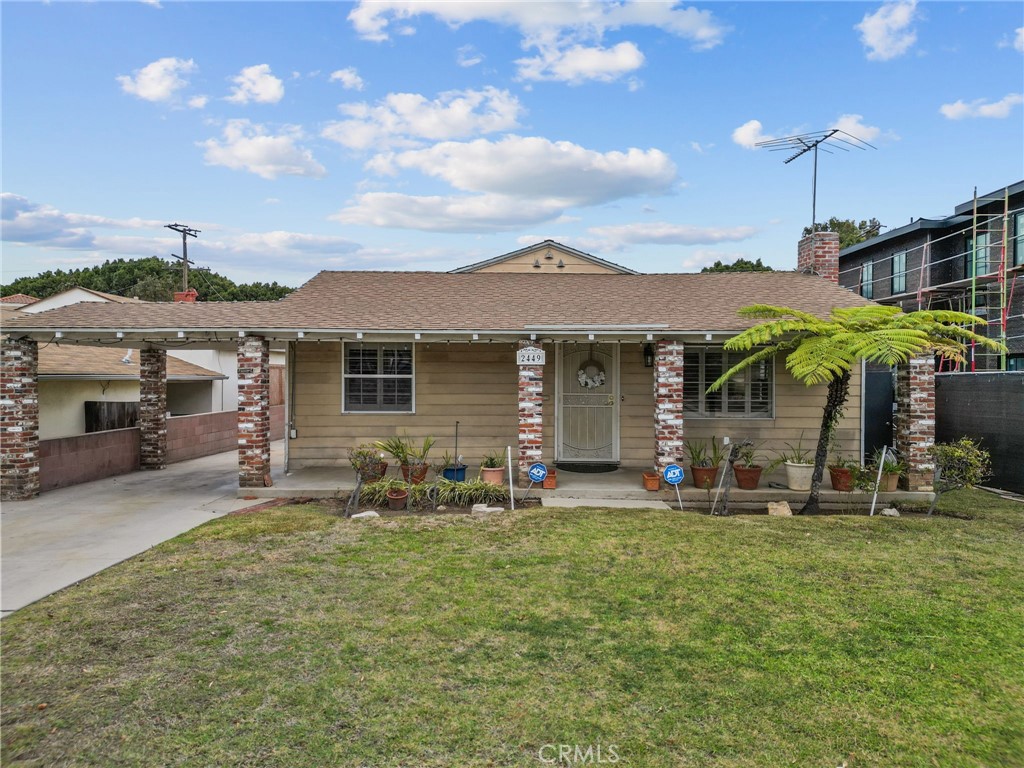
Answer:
663, 464, 685, 486
528, 463, 548, 484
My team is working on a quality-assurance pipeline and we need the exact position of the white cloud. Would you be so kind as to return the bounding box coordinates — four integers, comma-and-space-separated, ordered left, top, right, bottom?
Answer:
690, 141, 713, 154
830, 113, 891, 143
226, 64, 284, 104
330, 67, 365, 91
333, 192, 567, 232
679, 250, 752, 270
367, 135, 676, 204
586, 222, 757, 251
516, 41, 645, 84
457, 44, 484, 67
199, 120, 326, 179
731, 119, 774, 149
2, 193, 164, 249
322, 87, 524, 150
856, 1, 919, 61
348, 1, 727, 85
116, 57, 196, 102
188, 95, 209, 110
1016, 27, 1024, 53
939, 93, 1023, 120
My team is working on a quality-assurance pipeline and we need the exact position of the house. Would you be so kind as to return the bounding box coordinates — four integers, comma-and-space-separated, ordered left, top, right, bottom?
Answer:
451, 239, 638, 274
0, 293, 39, 309
838, 181, 1024, 371
1, 236, 938, 501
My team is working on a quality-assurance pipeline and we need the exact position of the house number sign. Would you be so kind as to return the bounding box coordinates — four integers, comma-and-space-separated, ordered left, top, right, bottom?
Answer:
516, 346, 546, 366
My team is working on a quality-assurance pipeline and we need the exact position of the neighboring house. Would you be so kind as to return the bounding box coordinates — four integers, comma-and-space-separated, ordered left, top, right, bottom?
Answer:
0, 294, 39, 309
451, 239, 638, 274
36, 345, 227, 440
3, 236, 941, 501
838, 181, 1024, 371
12, 285, 284, 412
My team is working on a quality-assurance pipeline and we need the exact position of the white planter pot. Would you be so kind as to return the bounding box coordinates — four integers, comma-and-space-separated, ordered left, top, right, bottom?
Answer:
784, 462, 814, 491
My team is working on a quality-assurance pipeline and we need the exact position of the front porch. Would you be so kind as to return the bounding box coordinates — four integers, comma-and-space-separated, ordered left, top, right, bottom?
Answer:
250, 462, 933, 512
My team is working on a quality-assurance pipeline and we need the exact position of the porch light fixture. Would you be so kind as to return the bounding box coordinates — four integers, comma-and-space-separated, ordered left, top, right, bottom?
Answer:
297, 331, 305, 339
643, 344, 655, 368
177, 331, 186, 338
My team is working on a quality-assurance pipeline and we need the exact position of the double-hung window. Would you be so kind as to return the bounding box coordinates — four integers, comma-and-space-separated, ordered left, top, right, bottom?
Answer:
965, 233, 991, 277
891, 251, 907, 294
343, 343, 414, 412
1014, 212, 1024, 268
683, 348, 773, 418
860, 262, 874, 299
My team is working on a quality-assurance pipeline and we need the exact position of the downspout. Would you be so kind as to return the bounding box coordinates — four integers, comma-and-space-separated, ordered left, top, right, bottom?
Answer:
285, 340, 295, 473
859, 357, 866, 463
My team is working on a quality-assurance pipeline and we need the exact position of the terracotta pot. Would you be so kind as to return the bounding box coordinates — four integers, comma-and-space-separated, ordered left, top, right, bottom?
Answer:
642, 471, 661, 491
542, 470, 557, 489
480, 467, 506, 485
400, 464, 429, 485
829, 466, 854, 492
733, 464, 763, 490
690, 465, 720, 490
784, 462, 814, 491
881, 472, 900, 492
358, 461, 388, 484
386, 489, 408, 511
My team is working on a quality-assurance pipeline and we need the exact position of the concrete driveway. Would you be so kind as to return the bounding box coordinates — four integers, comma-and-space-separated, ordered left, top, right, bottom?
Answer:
1, 444, 282, 616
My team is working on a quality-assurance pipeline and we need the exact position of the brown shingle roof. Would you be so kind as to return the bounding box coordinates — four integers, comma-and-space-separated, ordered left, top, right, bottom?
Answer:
38, 345, 226, 379
3, 271, 871, 334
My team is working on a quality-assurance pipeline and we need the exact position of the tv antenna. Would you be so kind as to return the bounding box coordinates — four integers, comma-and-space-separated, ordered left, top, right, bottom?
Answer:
755, 129, 876, 232
165, 223, 200, 291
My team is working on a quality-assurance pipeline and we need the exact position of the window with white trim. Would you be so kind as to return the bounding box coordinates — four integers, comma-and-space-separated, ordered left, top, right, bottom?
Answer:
343, 343, 413, 412
891, 251, 907, 294
683, 348, 773, 418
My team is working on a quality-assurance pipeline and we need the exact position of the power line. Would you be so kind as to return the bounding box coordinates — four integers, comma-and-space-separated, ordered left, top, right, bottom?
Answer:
165, 223, 200, 291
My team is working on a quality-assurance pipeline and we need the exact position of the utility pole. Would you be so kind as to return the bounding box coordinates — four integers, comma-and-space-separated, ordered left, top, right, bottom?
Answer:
165, 223, 200, 291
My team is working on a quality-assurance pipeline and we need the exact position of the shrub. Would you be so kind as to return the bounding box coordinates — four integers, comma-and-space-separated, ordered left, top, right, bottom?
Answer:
927, 437, 992, 515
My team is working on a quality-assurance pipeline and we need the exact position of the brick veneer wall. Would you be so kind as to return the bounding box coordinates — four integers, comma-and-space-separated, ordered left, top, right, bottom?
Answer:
895, 355, 935, 491
1, 338, 41, 500
40, 428, 140, 492
237, 336, 272, 487
798, 231, 840, 284
168, 404, 284, 464
654, 340, 685, 473
517, 339, 543, 485
139, 348, 167, 470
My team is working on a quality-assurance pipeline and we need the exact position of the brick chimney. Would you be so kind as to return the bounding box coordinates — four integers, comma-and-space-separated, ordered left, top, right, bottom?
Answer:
173, 288, 199, 303
797, 231, 840, 284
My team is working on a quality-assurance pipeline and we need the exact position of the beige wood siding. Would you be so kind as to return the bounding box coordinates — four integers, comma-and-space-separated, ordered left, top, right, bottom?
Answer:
473, 245, 621, 274
291, 341, 863, 477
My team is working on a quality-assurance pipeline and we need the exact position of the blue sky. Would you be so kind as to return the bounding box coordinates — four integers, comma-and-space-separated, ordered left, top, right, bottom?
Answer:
2, 1, 1022, 288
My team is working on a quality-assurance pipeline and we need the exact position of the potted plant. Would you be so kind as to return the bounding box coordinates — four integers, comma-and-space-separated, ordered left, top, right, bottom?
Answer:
348, 443, 388, 483
642, 470, 661, 491
436, 450, 467, 482
479, 450, 506, 485
732, 441, 765, 490
685, 437, 725, 490
776, 434, 814, 491
375, 434, 435, 485
827, 456, 858, 492
386, 482, 409, 511
870, 448, 907, 492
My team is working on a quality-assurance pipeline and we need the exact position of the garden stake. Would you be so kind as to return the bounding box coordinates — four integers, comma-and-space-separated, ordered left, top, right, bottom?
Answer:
869, 445, 888, 516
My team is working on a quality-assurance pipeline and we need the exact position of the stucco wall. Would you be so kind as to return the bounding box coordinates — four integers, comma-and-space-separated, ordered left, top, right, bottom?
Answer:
289, 341, 862, 473
38, 379, 138, 440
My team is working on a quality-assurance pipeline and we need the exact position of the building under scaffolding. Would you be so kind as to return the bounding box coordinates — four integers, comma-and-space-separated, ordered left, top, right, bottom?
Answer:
839, 181, 1023, 371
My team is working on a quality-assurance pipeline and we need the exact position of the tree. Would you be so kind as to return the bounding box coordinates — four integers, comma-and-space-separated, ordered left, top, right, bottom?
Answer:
707, 304, 1004, 515
802, 217, 882, 250
701, 258, 774, 273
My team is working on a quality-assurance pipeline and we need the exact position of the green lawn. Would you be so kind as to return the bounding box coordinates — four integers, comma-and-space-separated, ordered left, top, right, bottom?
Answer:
3, 491, 1022, 767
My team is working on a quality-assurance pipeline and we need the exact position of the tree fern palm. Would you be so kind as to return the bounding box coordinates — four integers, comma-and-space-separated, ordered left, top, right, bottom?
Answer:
707, 304, 1003, 514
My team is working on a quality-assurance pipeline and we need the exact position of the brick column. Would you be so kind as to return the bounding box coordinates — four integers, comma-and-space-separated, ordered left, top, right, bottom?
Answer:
653, 340, 685, 473
895, 355, 935, 491
238, 336, 272, 488
517, 339, 543, 486
1, 338, 40, 500
139, 348, 167, 470
797, 231, 840, 283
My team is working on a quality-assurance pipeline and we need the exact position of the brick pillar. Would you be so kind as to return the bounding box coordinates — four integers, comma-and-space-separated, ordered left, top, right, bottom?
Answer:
1, 338, 40, 500
237, 336, 272, 488
895, 355, 935, 491
653, 340, 685, 473
797, 231, 840, 283
139, 348, 167, 470
517, 339, 543, 486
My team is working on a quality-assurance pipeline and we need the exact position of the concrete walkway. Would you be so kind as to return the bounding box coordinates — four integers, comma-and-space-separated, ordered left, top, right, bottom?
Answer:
1, 444, 282, 617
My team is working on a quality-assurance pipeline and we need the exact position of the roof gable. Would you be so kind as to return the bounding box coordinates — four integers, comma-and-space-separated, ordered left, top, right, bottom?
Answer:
451, 240, 638, 274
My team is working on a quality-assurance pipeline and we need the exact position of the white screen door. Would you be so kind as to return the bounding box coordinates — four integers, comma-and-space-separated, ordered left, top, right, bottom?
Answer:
556, 343, 619, 462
